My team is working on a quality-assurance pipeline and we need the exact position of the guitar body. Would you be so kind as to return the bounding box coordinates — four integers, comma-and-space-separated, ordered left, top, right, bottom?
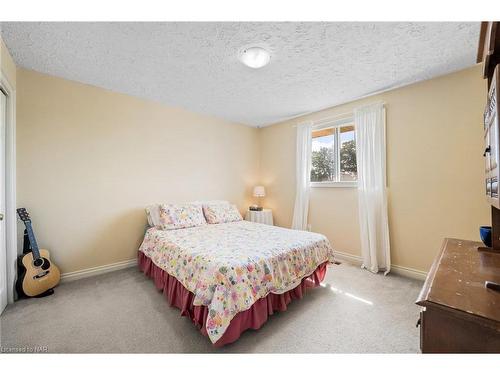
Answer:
16, 208, 61, 298
18, 249, 60, 297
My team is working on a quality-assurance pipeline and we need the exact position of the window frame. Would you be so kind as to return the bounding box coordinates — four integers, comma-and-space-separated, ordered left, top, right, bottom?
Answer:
310, 116, 357, 188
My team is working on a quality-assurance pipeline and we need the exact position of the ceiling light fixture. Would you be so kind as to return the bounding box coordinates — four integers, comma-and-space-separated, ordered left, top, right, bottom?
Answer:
239, 47, 271, 69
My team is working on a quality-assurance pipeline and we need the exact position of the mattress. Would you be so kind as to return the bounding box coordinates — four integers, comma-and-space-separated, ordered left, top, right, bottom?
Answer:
138, 220, 334, 343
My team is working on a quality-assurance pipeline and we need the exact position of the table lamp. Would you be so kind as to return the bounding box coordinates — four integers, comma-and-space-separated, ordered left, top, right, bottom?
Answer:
250, 186, 265, 211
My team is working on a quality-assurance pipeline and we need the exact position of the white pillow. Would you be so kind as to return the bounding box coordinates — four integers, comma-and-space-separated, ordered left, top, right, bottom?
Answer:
145, 204, 161, 227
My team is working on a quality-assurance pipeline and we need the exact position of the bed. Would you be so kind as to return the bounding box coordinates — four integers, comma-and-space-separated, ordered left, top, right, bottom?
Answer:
138, 210, 334, 346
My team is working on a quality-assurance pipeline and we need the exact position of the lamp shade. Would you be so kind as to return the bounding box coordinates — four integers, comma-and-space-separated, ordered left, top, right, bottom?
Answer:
253, 186, 266, 197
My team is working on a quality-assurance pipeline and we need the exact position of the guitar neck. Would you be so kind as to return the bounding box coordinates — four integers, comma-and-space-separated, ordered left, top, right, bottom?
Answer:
25, 221, 41, 259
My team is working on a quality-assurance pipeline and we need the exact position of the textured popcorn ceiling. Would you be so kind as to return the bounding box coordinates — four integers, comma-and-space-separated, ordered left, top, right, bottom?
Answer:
0, 22, 480, 127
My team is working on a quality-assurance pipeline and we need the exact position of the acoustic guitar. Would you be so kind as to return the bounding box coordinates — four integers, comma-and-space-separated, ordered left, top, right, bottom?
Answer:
16, 208, 60, 297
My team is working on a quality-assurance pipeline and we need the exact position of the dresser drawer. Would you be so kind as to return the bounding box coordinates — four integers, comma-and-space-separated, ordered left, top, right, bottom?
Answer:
420, 305, 500, 353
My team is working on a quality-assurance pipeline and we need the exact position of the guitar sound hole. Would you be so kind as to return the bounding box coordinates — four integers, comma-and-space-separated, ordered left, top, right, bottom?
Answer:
33, 258, 43, 267
41, 258, 51, 270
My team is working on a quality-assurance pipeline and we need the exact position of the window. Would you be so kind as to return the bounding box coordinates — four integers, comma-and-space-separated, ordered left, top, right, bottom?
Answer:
311, 119, 357, 187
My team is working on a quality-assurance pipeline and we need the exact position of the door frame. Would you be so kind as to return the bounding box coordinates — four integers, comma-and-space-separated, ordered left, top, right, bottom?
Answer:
0, 68, 17, 305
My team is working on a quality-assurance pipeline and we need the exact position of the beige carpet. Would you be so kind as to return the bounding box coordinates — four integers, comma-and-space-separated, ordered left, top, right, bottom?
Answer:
0, 262, 423, 353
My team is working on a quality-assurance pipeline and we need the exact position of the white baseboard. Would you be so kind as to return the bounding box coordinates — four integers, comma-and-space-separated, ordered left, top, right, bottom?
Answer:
60, 258, 137, 283
333, 250, 427, 281
333, 251, 363, 266
391, 264, 427, 281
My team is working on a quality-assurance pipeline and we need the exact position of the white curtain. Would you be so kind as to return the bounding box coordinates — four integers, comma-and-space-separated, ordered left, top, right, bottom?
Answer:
291, 122, 312, 230
354, 103, 391, 274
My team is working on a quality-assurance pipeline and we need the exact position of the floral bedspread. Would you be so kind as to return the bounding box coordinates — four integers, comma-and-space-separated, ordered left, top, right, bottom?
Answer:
138, 220, 334, 343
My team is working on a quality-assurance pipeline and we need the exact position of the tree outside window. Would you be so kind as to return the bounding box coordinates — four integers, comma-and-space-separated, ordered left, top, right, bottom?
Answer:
311, 123, 357, 183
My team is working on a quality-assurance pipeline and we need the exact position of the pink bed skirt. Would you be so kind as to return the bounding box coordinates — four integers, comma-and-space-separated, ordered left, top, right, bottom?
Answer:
138, 251, 328, 347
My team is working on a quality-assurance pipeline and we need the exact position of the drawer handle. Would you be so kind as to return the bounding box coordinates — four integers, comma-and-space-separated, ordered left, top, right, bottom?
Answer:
416, 318, 421, 328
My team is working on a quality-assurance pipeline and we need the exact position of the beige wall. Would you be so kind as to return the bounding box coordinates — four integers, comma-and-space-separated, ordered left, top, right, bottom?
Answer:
260, 65, 489, 272
16, 69, 260, 274
0, 36, 16, 89
15, 63, 489, 275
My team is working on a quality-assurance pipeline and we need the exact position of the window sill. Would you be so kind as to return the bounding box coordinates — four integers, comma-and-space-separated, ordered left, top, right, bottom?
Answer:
310, 181, 357, 188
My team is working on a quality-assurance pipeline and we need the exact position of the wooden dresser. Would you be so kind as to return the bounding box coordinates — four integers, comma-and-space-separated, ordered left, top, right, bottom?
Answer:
416, 238, 500, 353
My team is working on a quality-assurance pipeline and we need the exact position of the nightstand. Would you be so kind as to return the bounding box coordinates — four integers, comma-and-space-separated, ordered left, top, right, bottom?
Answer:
245, 209, 273, 225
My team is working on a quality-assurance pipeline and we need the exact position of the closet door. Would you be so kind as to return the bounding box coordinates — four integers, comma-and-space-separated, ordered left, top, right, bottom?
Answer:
0, 89, 7, 314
